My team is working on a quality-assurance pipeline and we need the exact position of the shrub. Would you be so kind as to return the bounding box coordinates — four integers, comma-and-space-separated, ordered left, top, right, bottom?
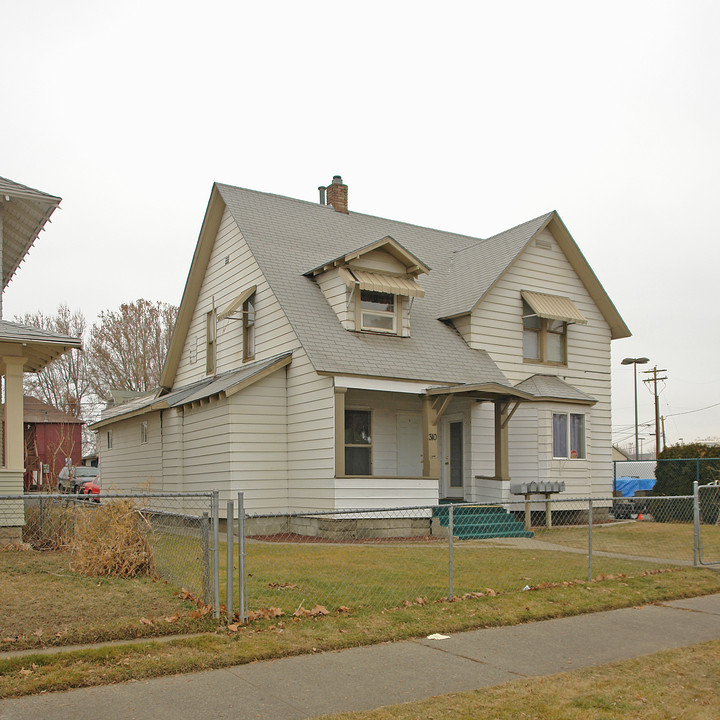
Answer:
70, 499, 156, 578
651, 444, 720, 523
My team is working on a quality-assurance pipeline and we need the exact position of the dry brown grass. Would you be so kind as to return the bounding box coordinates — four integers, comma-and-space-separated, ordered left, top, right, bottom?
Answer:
70, 500, 156, 578
23, 503, 75, 551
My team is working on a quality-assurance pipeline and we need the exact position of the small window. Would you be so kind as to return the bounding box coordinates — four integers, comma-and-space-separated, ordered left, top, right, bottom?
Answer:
359, 290, 396, 333
206, 310, 216, 374
243, 293, 256, 361
523, 301, 566, 364
345, 409, 372, 475
106, 430, 113, 450
553, 413, 585, 459
140, 421, 148, 444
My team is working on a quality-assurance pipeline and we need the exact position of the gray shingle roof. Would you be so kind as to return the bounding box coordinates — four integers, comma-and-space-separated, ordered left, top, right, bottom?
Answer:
514, 374, 597, 404
95, 354, 292, 426
217, 184, 517, 387
438, 212, 554, 319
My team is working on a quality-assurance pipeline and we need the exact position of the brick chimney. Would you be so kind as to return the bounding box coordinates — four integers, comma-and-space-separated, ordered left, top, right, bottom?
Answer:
325, 175, 348, 214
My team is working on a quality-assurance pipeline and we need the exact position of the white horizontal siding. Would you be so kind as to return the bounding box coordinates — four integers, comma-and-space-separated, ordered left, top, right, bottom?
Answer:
99, 412, 163, 492
174, 207, 299, 387
466, 227, 613, 497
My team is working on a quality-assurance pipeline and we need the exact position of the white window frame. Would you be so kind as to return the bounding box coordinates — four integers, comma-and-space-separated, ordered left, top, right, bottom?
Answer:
358, 290, 398, 334
552, 412, 586, 459
140, 421, 148, 444
243, 293, 256, 362
344, 407, 373, 476
523, 300, 567, 365
106, 430, 113, 450
206, 310, 216, 374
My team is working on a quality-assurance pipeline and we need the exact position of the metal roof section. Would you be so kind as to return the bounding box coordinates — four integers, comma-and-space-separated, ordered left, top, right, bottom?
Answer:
0, 176, 62, 291
93, 353, 292, 428
521, 290, 588, 325
0, 320, 82, 373
340, 268, 425, 298
514, 374, 597, 404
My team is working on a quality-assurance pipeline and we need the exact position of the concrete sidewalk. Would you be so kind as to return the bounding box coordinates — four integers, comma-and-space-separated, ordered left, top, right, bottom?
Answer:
2, 594, 720, 720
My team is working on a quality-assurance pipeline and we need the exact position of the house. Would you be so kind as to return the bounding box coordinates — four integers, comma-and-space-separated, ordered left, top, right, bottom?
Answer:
19, 396, 83, 490
0, 176, 82, 543
93, 176, 630, 518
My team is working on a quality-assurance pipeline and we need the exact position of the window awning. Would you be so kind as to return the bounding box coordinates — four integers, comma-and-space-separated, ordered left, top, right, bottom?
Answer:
521, 291, 587, 325
339, 268, 425, 298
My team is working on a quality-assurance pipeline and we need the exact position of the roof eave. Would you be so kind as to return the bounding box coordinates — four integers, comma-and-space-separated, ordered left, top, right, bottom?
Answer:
159, 185, 227, 391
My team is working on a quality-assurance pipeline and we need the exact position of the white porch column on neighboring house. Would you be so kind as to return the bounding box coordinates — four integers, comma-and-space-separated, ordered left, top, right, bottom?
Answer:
3, 357, 25, 474
0, 356, 26, 544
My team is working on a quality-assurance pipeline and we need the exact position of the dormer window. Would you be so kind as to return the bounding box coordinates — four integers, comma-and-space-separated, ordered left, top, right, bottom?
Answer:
306, 235, 429, 337
360, 290, 396, 333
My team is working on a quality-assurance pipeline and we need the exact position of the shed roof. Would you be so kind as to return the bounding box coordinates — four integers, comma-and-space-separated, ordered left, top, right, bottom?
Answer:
22, 396, 83, 424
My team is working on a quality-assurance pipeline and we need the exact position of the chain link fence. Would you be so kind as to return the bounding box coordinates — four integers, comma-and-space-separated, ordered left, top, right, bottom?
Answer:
0, 492, 221, 614
2, 484, 718, 626
238, 486, 720, 619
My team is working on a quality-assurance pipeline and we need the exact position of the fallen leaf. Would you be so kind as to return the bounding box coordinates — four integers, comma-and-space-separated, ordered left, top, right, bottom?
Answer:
227, 623, 241, 632
140, 617, 154, 626
33, 629, 43, 638
337, 606, 351, 613
19, 668, 33, 676
2, 637, 17, 644
164, 615, 180, 623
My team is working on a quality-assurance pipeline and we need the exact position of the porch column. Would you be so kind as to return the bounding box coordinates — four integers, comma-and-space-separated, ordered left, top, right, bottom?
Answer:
3, 357, 25, 473
334, 387, 346, 477
494, 400, 510, 481
421, 396, 440, 479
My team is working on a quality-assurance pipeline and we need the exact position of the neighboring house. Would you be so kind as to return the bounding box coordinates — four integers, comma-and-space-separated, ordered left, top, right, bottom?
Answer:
18, 396, 83, 490
0, 175, 82, 542
93, 176, 630, 516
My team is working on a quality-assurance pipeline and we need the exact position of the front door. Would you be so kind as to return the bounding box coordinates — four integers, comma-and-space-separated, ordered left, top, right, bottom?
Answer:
442, 415, 465, 499
397, 412, 423, 476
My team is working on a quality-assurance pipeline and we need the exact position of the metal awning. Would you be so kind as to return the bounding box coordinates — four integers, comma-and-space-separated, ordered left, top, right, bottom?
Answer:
339, 268, 425, 298
521, 290, 587, 325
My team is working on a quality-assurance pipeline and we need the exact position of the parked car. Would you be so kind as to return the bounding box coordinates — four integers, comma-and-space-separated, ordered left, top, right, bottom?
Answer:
58, 466, 100, 494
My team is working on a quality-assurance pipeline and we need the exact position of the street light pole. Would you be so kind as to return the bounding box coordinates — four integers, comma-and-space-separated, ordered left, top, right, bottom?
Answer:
622, 357, 649, 461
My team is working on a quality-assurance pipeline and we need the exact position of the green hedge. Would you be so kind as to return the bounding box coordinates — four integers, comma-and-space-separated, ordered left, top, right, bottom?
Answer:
651, 444, 720, 523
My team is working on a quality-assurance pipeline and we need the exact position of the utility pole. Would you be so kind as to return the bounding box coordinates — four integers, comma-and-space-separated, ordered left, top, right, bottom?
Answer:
643, 366, 667, 458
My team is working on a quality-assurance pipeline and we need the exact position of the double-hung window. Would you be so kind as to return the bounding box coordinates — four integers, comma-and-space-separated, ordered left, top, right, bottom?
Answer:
553, 413, 585, 459
359, 290, 397, 333
206, 310, 216, 374
243, 293, 256, 361
523, 300, 567, 364
344, 409, 372, 475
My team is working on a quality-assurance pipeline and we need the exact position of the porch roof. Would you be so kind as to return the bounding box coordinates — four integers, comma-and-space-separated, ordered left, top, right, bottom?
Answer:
424, 382, 535, 401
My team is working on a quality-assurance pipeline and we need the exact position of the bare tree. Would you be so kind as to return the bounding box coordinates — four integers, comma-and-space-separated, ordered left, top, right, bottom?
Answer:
88, 299, 178, 400
17, 305, 94, 419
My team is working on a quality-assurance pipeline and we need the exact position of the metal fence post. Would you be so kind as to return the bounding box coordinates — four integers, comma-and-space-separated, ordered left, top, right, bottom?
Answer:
226, 500, 234, 618
448, 504, 454, 601
238, 492, 246, 623
693, 480, 700, 566
201, 511, 211, 605
212, 490, 220, 619
587, 497, 593, 582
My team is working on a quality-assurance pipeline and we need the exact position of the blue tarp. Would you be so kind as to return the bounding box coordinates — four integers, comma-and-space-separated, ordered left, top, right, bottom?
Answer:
614, 476, 656, 497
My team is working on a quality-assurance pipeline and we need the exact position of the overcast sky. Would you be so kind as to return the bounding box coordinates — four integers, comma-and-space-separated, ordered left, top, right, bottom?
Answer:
2, 0, 719, 450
